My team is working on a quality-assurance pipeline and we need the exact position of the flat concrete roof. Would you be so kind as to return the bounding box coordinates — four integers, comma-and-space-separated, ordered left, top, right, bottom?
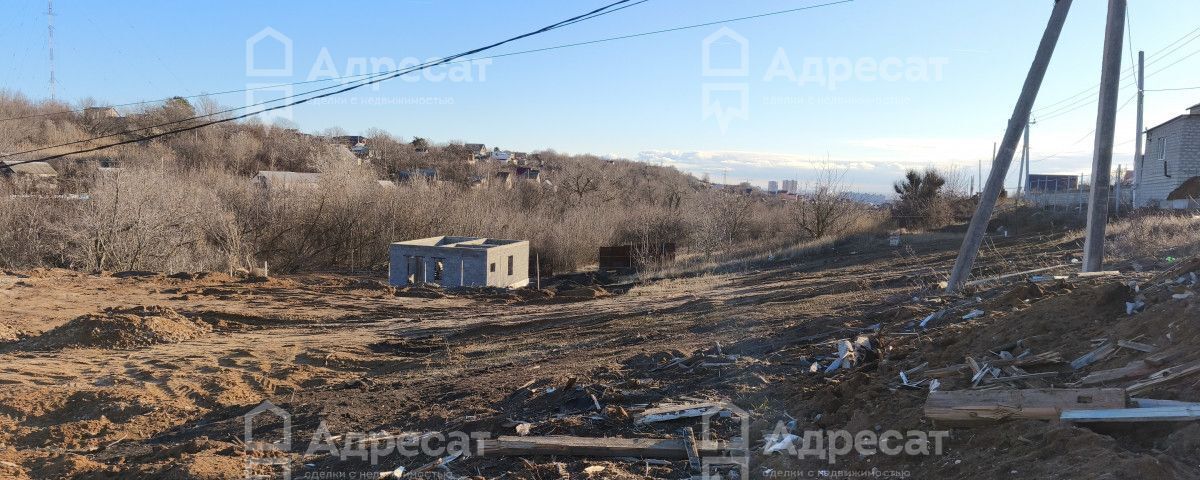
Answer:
393, 236, 525, 249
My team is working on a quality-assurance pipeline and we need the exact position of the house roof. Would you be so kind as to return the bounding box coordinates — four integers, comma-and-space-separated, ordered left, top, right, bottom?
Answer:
0, 161, 58, 176
465, 143, 486, 152
253, 171, 320, 185
393, 236, 526, 249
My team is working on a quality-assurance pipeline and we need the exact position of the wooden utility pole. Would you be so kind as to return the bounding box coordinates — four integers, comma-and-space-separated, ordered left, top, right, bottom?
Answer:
1131, 50, 1145, 207
946, 0, 1074, 292
1082, 0, 1127, 272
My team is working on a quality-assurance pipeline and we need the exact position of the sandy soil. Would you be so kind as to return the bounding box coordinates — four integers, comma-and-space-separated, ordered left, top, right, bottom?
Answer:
1, 232, 1197, 479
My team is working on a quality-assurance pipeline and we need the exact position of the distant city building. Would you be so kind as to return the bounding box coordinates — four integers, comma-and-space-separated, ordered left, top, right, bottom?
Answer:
782, 179, 799, 193
768, 180, 779, 193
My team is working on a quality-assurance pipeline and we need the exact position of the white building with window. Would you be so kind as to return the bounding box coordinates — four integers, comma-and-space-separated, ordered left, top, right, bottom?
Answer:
389, 236, 530, 288
1137, 103, 1200, 207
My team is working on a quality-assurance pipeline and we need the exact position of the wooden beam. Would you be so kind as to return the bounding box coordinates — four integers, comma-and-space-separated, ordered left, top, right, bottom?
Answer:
1079, 360, 1156, 386
477, 435, 728, 459
1061, 406, 1200, 423
925, 388, 1126, 424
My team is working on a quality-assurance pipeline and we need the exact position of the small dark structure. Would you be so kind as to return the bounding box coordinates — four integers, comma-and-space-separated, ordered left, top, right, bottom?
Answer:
599, 243, 677, 273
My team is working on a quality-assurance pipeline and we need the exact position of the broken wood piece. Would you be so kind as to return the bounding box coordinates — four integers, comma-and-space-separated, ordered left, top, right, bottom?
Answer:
924, 388, 1126, 424
635, 403, 723, 425
1061, 406, 1200, 423
1126, 360, 1200, 395
1145, 348, 1184, 367
1116, 339, 1157, 353
1079, 360, 1156, 386
478, 435, 728, 459
1070, 343, 1116, 370
680, 428, 701, 473
1074, 271, 1120, 279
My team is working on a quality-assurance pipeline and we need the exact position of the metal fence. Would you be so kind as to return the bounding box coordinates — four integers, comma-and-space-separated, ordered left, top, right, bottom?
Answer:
1022, 188, 1133, 214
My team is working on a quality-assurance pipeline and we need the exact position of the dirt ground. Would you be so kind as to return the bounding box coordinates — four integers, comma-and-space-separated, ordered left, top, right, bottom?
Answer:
1, 231, 1198, 479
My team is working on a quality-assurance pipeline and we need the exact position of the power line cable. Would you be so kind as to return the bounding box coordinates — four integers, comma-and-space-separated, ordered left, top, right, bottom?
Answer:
0, 0, 647, 161
3, 0, 855, 166
1, 0, 843, 124
0, 1, 646, 126
1033, 26, 1200, 113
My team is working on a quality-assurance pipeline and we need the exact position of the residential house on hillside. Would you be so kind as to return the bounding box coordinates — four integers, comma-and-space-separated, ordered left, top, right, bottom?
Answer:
396, 168, 438, 183
0, 160, 58, 193
465, 143, 487, 156
252, 171, 321, 191
1137, 102, 1200, 207
83, 106, 120, 120
330, 135, 369, 158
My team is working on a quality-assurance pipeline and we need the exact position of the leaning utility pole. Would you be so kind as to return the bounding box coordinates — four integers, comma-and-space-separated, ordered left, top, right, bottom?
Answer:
1082, 0, 1127, 272
1131, 50, 1145, 208
946, 0, 1074, 292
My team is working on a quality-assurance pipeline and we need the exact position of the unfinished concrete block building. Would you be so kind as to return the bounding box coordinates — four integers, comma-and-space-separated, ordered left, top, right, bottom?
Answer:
389, 236, 530, 288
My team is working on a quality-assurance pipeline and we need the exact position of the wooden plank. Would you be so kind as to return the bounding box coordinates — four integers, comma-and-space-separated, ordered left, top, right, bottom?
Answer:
1126, 360, 1200, 396
634, 403, 721, 425
1071, 343, 1116, 370
1116, 339, 1156, 353
924, 388, 1126, 424
1080, 360, 1156, 386
680, 428, 700, 473
477, 435, 727, 459
1061, 406, 1200, 423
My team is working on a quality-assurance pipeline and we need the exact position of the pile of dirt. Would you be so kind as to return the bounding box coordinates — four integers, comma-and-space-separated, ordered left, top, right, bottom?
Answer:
21, 306, 211, 350
0, 323, 19, 342
554, 285, 610, 301
394, 285, 449, 299
1167, 175, 1200, 200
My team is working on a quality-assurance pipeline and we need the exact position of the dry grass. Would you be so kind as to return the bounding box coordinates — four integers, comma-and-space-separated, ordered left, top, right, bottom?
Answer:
1105, 213, 1200, 263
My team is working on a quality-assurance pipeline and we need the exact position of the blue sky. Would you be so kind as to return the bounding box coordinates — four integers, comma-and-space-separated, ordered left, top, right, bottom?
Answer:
3, 0, 1199, 193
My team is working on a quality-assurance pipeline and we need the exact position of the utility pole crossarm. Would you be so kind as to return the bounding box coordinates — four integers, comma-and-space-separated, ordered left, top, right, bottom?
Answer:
946, 0, 1074, 292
